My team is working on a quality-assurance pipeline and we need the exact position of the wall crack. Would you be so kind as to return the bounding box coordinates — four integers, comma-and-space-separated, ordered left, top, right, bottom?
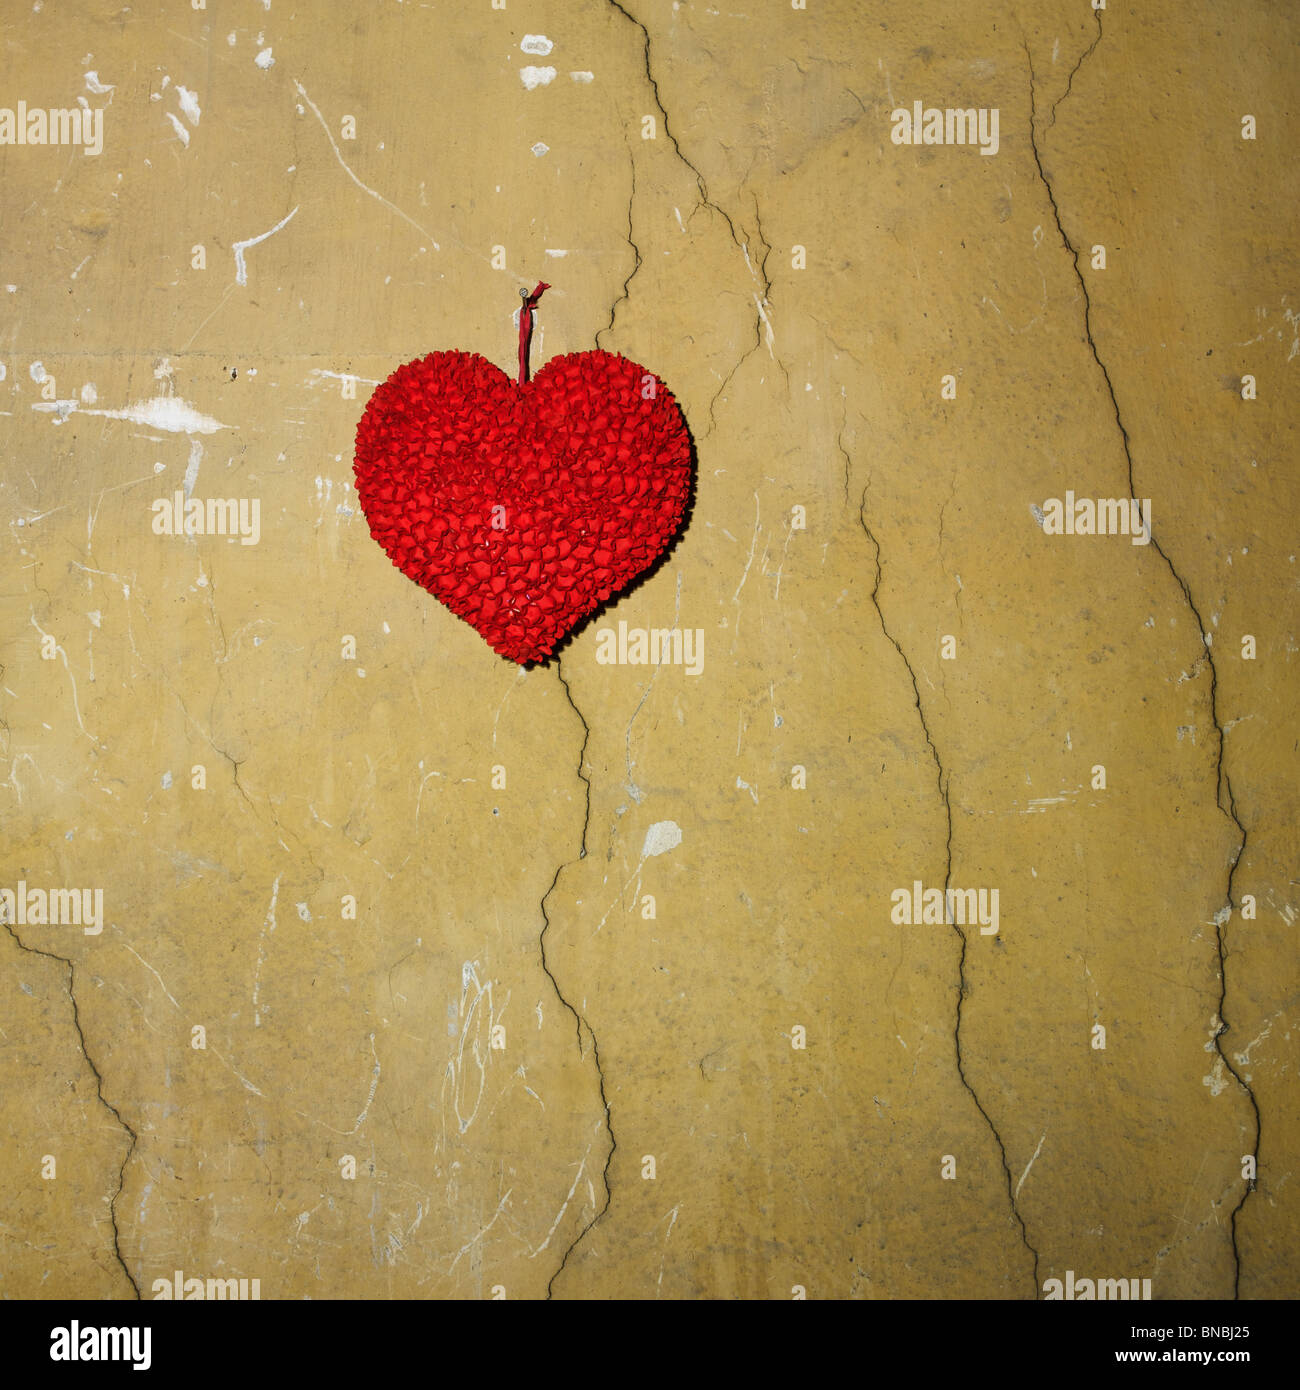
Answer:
1047, 10, 1103, 134
596, 140, 642, 350
2, 919, 141, 1298
856, 476, 1041, 1296
539, 659, 615, 1298
705, 193, 787, 434
605, 3, 786, 433
606, 0, 746, 254
1024, 29, 1258, 1296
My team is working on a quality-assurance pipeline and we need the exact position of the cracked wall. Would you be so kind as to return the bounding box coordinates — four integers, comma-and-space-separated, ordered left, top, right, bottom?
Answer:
1, 0, 1296, 1300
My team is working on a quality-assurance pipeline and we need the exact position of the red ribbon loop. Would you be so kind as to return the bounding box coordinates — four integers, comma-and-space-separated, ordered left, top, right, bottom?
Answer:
517, 281, 551, 385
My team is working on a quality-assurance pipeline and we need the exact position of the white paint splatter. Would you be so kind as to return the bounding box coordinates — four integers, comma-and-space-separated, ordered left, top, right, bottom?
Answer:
1235, 1016, 1276, 1068
544, 248, 568, 258
182, 438, 203, 498
29, 615, 93, 740
305, 368, 380, 389
1015, 1130, 1047, 1200
595, 820, 684, 934
520, 66, 557, 90
443, 963, 502, 1135
29, 361, 46, 383
84, 71, 114, 94
176, 85, 201, 125
33, 395, 230, 434
293, 79, 440, 250
255, 48, 275, 69
753, 291, 775, 356
166, 112, 190, 146
570, 71, 595, 83
531, 141, 549, 157
1202, 1014, 1231, 1095
161, 771, 173, 789
232, 205, 299, 286
80, 382, 97, 403
252, 874, 281, 1027
642, 821, 682, 858
520, 35, 553, 56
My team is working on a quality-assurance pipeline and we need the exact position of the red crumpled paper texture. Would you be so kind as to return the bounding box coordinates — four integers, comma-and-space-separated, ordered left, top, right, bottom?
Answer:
353, 349, 693, 663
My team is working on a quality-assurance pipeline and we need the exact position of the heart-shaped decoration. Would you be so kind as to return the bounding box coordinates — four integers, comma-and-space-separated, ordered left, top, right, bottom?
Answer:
353, 303, 693, 664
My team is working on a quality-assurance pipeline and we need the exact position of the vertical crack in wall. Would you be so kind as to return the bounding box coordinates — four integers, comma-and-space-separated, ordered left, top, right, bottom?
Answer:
705, 329, 760, 436
605, 2, 785, 440
745, 191, 789, 392
606, 0, 784, 439
1046, 10, 1103, 134
705, 193, 786, 435
596, 139, 641, 349
538, 659, 616, 1298
1023, 32, 1259, 1296
606, 0, 745, 253
2, 920, 141, 1298
853, 471, 1040, 1295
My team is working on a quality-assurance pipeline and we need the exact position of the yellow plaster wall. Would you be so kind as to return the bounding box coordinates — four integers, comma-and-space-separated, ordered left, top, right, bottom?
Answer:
1, 0, 1295, 1300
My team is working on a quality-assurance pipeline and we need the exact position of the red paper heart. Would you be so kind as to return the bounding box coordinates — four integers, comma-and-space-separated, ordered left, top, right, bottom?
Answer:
353, 348, 693, 663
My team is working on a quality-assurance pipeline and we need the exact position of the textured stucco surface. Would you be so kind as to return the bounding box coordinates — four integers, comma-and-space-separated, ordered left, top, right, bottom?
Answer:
1, 0, 1296, 1300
